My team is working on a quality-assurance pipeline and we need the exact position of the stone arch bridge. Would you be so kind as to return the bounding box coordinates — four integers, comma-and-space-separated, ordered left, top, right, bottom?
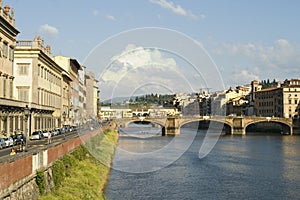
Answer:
114, 116, 293, 136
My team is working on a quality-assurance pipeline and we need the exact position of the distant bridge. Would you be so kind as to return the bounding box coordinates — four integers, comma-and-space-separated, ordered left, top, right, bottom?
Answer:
114, 116, 294, 135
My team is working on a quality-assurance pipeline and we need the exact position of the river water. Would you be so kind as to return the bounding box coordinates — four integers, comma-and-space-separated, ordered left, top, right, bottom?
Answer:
105, 124, 300, 200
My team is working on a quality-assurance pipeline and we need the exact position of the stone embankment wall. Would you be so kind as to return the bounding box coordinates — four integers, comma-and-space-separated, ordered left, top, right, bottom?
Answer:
0, 127, 105, 200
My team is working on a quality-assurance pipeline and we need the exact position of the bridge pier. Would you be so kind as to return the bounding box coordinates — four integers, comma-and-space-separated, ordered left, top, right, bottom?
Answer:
231, 117, 246, 135
164, 117, 180, 136
231, 128, 246, 135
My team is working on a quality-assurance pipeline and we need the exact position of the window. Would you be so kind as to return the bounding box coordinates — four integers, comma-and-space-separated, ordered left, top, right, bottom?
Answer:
41, 90, 44, 104
3, 78, 6, 97
18, 88, 29, 101
2, 42, 8, 58
9, 117, 13, 133
38, 89, 40, 104
9, 46, 14, 61
15, 116, 19, 130
288, 99, 292, 104
41, 67, 43, 78
9, 80, 13, 98
18, 64, 29, 75
295, 99, 298, 104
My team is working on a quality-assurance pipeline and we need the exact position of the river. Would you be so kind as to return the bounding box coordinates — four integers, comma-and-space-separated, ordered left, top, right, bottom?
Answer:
105, 124, 300, 200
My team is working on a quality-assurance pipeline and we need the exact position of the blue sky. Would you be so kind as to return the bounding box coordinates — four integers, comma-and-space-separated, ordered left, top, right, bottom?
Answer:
7, 0, 300, 100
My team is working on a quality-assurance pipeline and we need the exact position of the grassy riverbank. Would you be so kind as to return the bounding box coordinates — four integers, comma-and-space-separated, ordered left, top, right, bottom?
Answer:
39, 128, 118, 200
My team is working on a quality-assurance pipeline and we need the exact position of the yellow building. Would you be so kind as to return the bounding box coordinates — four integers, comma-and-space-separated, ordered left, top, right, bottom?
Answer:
54, 56, 82, 126
0, 3, 23, 137
85, 71, 99, 120
14, 36, 67, 133
99, 107, 132, 120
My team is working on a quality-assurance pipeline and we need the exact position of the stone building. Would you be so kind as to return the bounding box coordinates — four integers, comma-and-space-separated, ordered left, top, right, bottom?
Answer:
85, 71, 99, 120
254, 79, 300, 118
78, 65, 86, 124
14, 36, 67, 133
54, 56, 82, 126
0, 3, 23, 137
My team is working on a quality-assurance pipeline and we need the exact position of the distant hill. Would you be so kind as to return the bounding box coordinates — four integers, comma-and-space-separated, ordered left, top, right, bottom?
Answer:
101, 96, 136, 104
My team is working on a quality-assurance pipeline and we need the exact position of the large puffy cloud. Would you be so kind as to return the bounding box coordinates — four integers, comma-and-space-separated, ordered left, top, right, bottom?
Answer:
100, 44, 198, 100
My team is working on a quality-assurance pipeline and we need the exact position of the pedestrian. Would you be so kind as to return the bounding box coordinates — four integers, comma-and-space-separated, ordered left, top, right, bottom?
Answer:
10, 148, 16, 156
47, 132, 51, 144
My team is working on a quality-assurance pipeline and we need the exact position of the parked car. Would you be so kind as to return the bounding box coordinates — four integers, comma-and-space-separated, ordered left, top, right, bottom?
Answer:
0, 138, 5, 149
61, 127, 67, 134
3, 137, 14, 147
55, 128, 62, 135
30, 131, 43, 140
42, 130, 50, 138
51, 129, 59, 136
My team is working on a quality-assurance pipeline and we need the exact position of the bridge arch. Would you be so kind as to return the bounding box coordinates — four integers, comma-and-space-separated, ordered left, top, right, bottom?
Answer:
245, 119, 293, 135
118, 118, 167, 136
123, 119, 165, 129
180, 119, 233, 135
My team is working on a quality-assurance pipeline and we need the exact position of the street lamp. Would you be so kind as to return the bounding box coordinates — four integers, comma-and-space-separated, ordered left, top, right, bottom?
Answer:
24, 105, 31, 151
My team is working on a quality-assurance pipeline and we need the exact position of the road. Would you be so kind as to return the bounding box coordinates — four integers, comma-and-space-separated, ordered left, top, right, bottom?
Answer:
0, 127, 95, 163
0, 121, 113, 164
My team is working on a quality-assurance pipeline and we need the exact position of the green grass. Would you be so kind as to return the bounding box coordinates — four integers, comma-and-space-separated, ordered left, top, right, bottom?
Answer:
39, 129, 118, 200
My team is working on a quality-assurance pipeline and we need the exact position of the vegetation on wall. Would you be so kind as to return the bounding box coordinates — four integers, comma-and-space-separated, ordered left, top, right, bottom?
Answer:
36, 170, 46, 195
39, 129, 118, 200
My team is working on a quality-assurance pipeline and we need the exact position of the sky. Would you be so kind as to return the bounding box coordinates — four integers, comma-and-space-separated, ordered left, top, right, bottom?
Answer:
6, 0, 300, 100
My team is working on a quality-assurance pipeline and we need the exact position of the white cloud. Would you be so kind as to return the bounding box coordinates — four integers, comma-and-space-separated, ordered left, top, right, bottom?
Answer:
106, 15, 116, 21
99, 44, 195, 99
102, 44, 177, 83
39, 24, 59, 39
149, 0, 199, 19
232, 69, 260, 85
213, 39, 300, 85
215, 39, 299, 68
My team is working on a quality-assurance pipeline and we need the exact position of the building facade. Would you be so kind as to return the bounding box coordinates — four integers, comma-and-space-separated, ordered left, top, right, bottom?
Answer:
254, 79, 300, 118
85, 71, 99, 121
14, 36, 66, 133
78, 65, 86, 124
0, 3, 24, 137
54, 56, 82, 126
